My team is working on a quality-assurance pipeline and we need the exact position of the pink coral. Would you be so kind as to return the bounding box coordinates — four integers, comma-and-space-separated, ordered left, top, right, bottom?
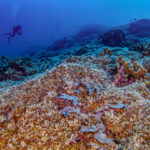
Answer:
114, 66, 135, 87
114, 56, 148, 87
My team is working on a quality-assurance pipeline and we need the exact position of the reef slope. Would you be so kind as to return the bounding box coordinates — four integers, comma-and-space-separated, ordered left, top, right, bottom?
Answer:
0, 56, 149, 149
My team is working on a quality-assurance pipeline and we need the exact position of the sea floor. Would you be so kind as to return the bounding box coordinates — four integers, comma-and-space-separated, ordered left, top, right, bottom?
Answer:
0, 32, 150, 149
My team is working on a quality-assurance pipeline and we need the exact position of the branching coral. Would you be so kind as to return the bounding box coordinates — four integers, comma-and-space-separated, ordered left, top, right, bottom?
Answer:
114, 56, 149, 87
0, 56, 149, 149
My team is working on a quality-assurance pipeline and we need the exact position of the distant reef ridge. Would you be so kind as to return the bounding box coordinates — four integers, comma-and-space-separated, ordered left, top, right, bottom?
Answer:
113, 18, 150, 38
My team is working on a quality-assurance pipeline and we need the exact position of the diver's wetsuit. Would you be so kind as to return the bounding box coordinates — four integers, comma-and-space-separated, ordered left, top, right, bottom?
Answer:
2, 25, 22, 44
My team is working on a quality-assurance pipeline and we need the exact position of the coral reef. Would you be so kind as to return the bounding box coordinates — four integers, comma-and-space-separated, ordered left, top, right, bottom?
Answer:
74, 24, 107, 38
127, 19, 150, 37
129, 41, 150, 56
114, 56, 149, 87
0, 52, 67, 83
47, 38, 75, 51
1, 19, 150, 149
100, 29, 126, 47
73, 24, 108, 45
0, 56, 36, 81
0, 56, 149, 149
142, 56, 150, 72
115, 19, 150, 37
74, 47, 88, 56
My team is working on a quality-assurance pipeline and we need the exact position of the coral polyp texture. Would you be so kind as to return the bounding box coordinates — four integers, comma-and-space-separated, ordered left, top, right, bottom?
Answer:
114, 56, 149, 87
0, 56, 149, 150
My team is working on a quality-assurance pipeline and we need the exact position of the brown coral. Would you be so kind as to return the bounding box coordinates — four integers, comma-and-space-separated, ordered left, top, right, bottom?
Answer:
114, 56, 150, 87
118, 56, 148, 80
0, 56, 149, 149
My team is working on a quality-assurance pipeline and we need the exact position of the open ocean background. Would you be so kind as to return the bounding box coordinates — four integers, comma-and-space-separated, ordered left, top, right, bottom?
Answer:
0, 0, 150, 57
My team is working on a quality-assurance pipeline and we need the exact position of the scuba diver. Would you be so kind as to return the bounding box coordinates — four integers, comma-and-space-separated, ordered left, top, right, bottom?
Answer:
1, 25, 22, 44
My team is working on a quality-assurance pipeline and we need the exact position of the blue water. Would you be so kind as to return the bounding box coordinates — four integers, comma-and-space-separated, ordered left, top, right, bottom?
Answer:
0, 0, 150, 57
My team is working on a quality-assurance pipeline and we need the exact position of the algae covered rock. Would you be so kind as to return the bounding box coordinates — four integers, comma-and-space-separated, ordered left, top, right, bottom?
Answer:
100, 29, 126, 47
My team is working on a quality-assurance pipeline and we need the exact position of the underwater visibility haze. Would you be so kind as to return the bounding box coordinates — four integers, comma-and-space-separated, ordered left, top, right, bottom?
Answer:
0, 0, 150, 56
0, 0, 150, 149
